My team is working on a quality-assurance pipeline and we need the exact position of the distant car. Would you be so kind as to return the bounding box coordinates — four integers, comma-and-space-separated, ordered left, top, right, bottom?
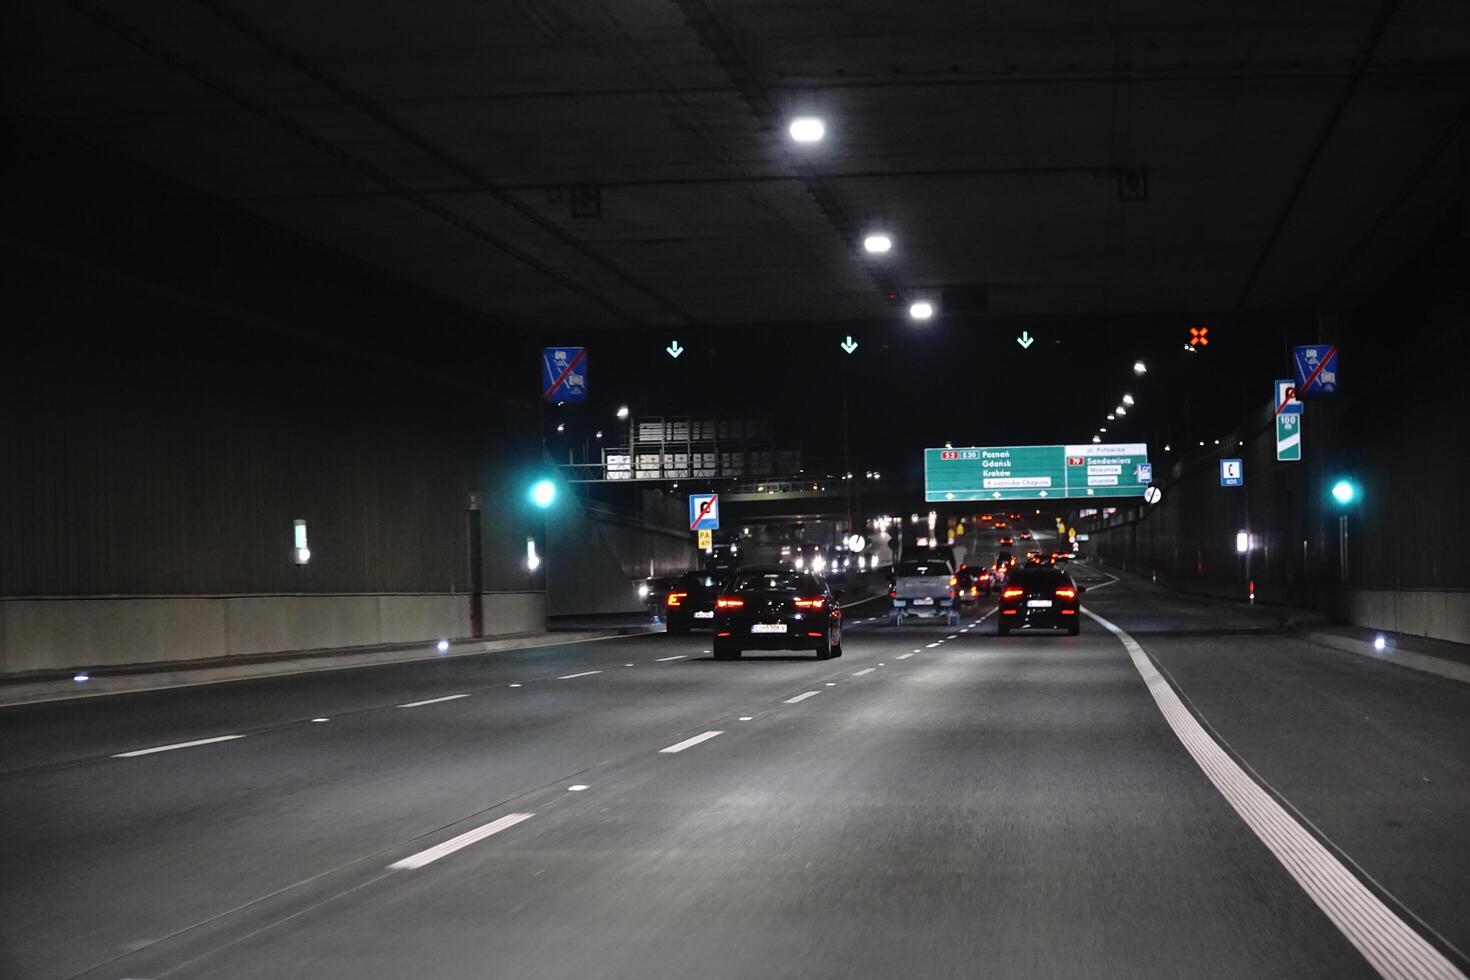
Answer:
1053, 552, 1072, 563
1008, 513, 1023, 520
996, 551, 1015, 568
979, 513, 994, 522
998, 535, 1014, 546
641, 575, 680, 612
713, 566, 842, 660
665, 571, 722, 634
998, 567, 1083, 636
1019, 531, 1033, 540
955, 566, 986, 603
993, 521, 1008, 529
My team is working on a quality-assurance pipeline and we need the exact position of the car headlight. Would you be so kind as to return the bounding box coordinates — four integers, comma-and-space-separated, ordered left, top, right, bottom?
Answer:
638, 584, 649, 598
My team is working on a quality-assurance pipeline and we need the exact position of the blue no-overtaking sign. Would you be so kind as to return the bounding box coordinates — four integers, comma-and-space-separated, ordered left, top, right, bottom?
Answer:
1292, 345, 1338, 398
541, 347, 588, 403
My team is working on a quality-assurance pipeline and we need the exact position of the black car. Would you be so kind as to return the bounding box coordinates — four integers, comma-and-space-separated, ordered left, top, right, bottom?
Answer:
997, 566, 1084, 636
713, 566, 842, 660
641, 575, 679, 614
665, 571, 722, 634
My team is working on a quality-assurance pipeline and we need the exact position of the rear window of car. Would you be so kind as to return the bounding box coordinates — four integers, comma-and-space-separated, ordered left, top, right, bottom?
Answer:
676, 573, 719, 589
1009, 569, 1067, 586
732, 570, 815, 593
898, 560, 950, 576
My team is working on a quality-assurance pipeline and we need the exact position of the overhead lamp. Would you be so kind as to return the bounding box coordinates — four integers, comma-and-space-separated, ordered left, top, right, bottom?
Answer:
1122, 394, 1135, 406
909, 301, 934, 321
616, 405, 630, 419
555, 422, 566, 433
1115, 406, 1127, 416
863, 233, 893, 254
1133, 361, 1147, 375
1099, 427, 1108, 433
788, 117, 825, 143
1091, 435, 1101, 444
1107, 414, 1115, 421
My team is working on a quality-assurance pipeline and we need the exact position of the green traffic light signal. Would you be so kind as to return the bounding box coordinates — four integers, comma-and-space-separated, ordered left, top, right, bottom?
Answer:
530, 479, 557, 509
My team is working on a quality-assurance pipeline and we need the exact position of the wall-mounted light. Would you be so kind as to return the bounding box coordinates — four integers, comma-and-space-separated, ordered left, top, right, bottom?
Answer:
526, 537, 541, 572
293, 520, 311, 565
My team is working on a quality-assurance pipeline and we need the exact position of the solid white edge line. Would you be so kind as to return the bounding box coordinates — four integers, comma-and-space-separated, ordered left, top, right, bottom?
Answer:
655, 655, 687, 662
784, 691, 821, 704
113, 734, 247, 758
1084, 606, 1467, 980
388, 813, 535, 870
557, 670, 602, 679
659, 730, 723, 753
396, 694, 470, 708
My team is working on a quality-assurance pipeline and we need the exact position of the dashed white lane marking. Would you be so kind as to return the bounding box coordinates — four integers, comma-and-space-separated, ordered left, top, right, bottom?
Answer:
926, 642, 940, 648
655, 655, 687, 662
1084, 607, 1468, 980
912, 649, 922, 653
739, 716, 754, 721
114, 734, 247, 758
396, 694, 469, 709
508, 683, 522, 688
311, 718, 329, 723
946, 634, 958, 640
852, 668, 877, 676
388, 813, 535, 870
568, 785, 589, 792
825, 682, 837, 686
558, 670, 602, 679
659, 731, 723, 753
784, 691, 821, 704
897, 653, 914, 660
624, 663, 635, 667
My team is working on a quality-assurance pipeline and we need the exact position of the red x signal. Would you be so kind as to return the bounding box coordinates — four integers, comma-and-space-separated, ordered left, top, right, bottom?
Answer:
1189, 326, 1210, 347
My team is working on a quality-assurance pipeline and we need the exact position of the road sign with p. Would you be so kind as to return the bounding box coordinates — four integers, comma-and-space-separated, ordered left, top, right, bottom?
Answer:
689, 493, 720, 531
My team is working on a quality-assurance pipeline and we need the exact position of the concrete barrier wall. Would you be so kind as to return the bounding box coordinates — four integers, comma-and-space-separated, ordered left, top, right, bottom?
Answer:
1345, 590, 1470, 646
0, 592, 544, 676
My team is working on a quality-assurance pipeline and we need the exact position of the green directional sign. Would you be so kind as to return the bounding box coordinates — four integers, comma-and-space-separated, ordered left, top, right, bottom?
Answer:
924, 444, 1152, 502
1276, 412, 1302, 461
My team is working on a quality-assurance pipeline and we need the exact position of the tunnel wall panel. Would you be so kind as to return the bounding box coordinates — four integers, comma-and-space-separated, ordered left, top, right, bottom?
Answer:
1086, 230, 1470, 640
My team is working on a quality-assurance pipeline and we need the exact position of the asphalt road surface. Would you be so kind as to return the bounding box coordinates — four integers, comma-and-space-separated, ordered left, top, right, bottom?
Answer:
3, 564, 1467, 979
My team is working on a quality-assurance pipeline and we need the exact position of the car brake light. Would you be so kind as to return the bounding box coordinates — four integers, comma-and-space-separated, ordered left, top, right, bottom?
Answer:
715, 596, 745, 609
1002, 587, 1025, 599
667, 591, 688, 607
1055, 587, 1077, 599
794, 597, 825, 609
888, 587, 897, 598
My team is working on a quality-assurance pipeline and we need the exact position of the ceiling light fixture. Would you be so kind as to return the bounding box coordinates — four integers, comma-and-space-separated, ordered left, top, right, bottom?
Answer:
863, 233, 893, 254
909, 301, 934, 321
788, 117, 825, 143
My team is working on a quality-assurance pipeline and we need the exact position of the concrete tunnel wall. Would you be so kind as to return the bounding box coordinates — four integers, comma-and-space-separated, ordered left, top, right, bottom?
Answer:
1084, 229, 1470, 643
0, 120, 678, 676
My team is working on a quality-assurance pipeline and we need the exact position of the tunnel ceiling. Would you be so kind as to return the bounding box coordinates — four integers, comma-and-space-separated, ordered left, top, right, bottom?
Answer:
3, 0, 1468, 331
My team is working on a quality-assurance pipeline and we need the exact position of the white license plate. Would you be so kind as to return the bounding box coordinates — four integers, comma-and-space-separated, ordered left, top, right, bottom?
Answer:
693, 610, 714, 619
913, 597, 934, 605
750, 623, 787, 634
1027, 599, 1053, 608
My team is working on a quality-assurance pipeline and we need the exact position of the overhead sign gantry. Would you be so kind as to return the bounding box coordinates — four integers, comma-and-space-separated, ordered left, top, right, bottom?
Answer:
924, 444, 1152, 501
